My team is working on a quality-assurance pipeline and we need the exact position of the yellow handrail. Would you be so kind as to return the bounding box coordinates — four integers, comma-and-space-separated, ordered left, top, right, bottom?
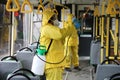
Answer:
106, 0, 120, 15
6, 0, 20, 12
21, 0, 33, 13
94, 6, 100, 16
112, 0, 120, 14
110, 30, 115, 42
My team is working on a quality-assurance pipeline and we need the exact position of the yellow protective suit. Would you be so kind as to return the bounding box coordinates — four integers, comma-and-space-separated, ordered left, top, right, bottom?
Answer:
40, 9, 73, 80
64, 14, 79, 68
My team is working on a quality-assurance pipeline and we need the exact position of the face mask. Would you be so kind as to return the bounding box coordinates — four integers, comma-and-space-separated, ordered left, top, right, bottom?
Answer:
53, 19, 60, 26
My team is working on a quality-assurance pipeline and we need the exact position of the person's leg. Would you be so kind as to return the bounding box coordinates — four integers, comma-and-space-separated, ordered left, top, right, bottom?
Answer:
45, 67, 63, 80
71, 46, 81, 71
64, 46, 72, 71
40, 73, 46, 80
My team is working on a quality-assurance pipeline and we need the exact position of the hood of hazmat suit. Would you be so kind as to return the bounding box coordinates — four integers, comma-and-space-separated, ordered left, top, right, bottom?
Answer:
42, 9, 55, 26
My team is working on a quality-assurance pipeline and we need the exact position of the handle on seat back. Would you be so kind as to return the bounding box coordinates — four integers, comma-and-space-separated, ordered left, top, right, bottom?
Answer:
1, 56, 18, 62
101, 59, 120, 65
12, 68, 35, 76
7, 73, 31, 80
31, 41, 39, 45
19, 47, 33, 52
110, 73, 120, 80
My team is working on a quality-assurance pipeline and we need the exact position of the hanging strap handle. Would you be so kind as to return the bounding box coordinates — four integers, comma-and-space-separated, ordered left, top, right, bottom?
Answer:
52, 9, 58, 15
21, 0, 33, 13
37, 0, 44, 14
6, 0, 20, 12
37, 5, 44, 14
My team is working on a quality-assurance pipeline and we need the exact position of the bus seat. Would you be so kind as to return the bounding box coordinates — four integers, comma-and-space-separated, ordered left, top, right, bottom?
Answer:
95, 64, 120, 80
0, 56, 22, 80
7, 68, 40, 80
15, 47, 35, 70
90, 40, 101, 65
28, 42, 38, 52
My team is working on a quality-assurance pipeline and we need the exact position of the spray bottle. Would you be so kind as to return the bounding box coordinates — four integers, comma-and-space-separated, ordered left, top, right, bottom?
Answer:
31, 45, 47, 75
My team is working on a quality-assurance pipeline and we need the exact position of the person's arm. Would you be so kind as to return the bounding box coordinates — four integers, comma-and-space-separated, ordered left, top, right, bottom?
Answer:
42, 24, 72, 40
42, 24, 62, 40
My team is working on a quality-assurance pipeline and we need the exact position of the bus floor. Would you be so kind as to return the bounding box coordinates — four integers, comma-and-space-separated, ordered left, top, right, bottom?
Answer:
63, 60, 92, 80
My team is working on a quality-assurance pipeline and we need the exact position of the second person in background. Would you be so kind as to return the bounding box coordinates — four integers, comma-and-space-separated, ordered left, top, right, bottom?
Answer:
64, 14, 81, 72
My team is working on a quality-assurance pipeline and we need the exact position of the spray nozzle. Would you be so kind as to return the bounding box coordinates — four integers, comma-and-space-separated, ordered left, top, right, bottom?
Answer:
36, 45, 47, 55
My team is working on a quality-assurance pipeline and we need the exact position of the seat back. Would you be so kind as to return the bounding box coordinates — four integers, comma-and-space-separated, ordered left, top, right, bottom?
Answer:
28, 42, 38, 52
95, 64, 120, 80
7, 68, 40, 80
90, 40, 101, 65
15, 50, 35, 70
7, 73, 39, 80
90, 40, 106, 65
0, 56, 22, 80
7, 76, 39, 80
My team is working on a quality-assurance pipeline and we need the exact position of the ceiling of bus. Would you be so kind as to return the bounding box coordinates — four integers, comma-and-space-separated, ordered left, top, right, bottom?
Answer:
18, 0, 99, 6
0, 0, 100, 6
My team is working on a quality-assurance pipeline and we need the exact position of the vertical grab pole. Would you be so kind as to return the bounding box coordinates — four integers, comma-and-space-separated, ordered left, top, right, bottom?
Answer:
100, 15, 105, 63
62, 8, 65, 27
106, 14, 111, 59
95, 16, 98, 38
99, 17, 101, 38
95, 16, 100, 39
10, 12, 15, 56
114, 14, 119, 57
100, 0, 105, 63
30, 11, 33, 44
94, 4, 100, 40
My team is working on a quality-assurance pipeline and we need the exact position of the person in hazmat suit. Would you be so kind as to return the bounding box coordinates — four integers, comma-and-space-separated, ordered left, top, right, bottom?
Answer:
64, 14, 81, 72
40, 9, 73, 80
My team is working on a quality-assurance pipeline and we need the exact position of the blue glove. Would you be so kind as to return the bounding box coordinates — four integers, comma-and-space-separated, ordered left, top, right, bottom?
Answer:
72, 17, 81, 29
